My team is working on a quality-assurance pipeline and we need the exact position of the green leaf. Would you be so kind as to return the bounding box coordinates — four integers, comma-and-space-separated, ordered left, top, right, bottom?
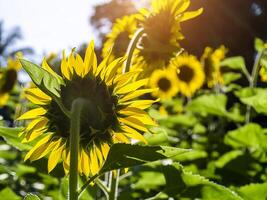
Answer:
24, 194, 40, 200
0, 187, 21, 200
0, 126, 32, 150
255, 37, 264, 52
224, 123, 267, 151
220, 56, 249, 77
215, 150, 244, 168
162, 163, 242, 199
186, 94, 244, 122
223, 72, 242, 85
14, 164, 36, 177
159, 113, 198, 128
20, 59, 63, 98
133, 171, 165, 191
187, 94, 226, 116
238, 182, 267, 200
99, 144, 190, 174
235, 87, 267, 114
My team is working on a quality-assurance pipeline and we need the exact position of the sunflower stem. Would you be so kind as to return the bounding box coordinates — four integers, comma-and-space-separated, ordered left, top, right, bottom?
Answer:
123, 28, 144, 74
245, 49, 264, 123
95, 178, 110, 198
109, 170, 120, 200
69, 98, 88, 200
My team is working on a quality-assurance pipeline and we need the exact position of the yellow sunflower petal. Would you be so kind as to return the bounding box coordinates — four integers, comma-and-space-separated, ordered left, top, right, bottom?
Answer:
124, 99, 159, 110
23, 128, 46, 142
121, 125, 147, 144
116, 79, 148, 94
113, 132, 130, 143
89, 148, 99, 175
95, 145, 104, 166
17, 108, 47, 120
24, 134, 52, 161
119, 117, 148, 132
74, 54, 84, 77
61, 51, 71, 80
81, 148, 90, 177
48, 142, 65, 173
180, 8, 203, 22
119, 107, 147, 116
119, 88, 156, 103
100, 143, 110, 160
84, 41, 97, 75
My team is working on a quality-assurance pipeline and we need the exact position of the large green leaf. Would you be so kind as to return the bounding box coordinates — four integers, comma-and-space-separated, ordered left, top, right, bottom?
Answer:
0, 187, 21, 200
186, 94, 244, 122
0, 126, 32, 150
235, 87, 267, 115
237, 183, 267, 200
20, 59, 63, 98
99, 144, 190, 174
220, 56, 249, 78
224, 123, 267, 151
162, 163, 242, 200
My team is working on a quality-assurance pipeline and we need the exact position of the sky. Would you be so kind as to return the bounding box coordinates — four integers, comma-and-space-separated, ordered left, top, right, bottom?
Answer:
0, 0, 107, 58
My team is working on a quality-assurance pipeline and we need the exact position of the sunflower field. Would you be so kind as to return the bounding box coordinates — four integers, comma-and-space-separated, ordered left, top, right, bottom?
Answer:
1, 0, 267, 199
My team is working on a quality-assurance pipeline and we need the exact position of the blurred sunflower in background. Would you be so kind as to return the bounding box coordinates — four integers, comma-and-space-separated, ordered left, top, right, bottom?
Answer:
0, 53, 22, 107
18, 41, 157, 177
259, 66, 267, 82
102, 15, 138, 63
149, 67, 178, 99
170, 54, 204, 97
132, 0, 203, 77
201, 45, 227, 88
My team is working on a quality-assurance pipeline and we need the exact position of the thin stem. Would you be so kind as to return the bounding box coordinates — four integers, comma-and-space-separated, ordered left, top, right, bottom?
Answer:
95, 178, 110, 198
245, 50, 265, 123
69, 98, 88, 200
109, 170, 120, 200
123, 28, 144, 74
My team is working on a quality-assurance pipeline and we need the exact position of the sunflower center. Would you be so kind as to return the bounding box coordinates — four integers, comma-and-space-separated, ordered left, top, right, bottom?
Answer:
0, 69, 17, 93
177, 65, 194, 83
113, 32, 130, 57
46, 74, 118, 145
158, 77, 171, 92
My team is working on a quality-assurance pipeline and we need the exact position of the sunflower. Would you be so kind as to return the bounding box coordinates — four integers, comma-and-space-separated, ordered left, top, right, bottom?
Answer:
149, 67, 178, 99
170, 54, 204, 97
18, 41, 157, 177
132, 0, 203, 77
102, 15, 138, 63
0, 53, 22, 107
201, 45, 227, 88
259, 65, 267, 82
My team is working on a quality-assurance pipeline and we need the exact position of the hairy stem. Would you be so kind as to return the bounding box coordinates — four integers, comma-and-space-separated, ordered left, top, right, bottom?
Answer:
69, 98, 88, 200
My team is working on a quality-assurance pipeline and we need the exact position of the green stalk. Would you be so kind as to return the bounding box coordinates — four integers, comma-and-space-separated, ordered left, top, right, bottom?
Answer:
245, 50, 265, 123
69, 98, 88, 200
109, 170, 120, 200
95, 178, 110, 198
123, 28, 144, 74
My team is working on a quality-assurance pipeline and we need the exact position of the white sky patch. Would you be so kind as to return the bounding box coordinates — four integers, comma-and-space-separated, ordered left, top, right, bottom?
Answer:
0, 0, 108, 58
0, 0, 109, 82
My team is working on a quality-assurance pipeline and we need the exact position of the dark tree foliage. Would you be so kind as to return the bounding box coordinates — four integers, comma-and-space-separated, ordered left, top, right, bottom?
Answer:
90, 0, 267, 69
181, 0, 267, 68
